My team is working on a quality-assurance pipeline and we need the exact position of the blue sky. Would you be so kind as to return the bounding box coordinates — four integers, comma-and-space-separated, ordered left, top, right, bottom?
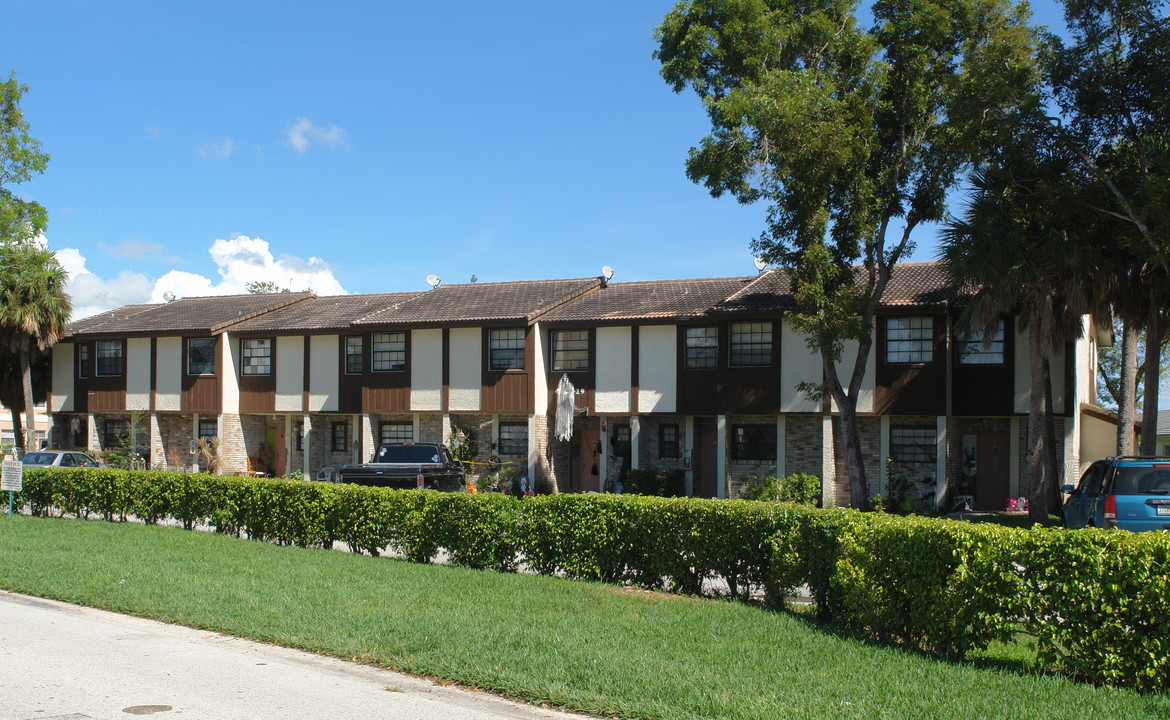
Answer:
8, 0, 1071, 321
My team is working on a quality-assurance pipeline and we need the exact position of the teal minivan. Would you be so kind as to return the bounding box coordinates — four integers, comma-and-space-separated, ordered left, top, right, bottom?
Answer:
1062, 457, 1170, 531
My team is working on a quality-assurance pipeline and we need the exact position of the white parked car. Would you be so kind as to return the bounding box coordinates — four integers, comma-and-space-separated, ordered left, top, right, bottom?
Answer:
21, 450, 101, 468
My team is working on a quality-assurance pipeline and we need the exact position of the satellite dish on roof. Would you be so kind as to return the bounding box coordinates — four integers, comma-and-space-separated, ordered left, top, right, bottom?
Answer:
162, 291, 176, 302
425, 274, 442, 289
601, 265, 615, 280
753, 257, 767, 273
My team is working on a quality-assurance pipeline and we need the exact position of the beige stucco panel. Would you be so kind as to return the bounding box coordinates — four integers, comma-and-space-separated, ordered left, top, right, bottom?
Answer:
637, 325, 675, 413
275, 336, 305, 412
411, 329, 443, 411
155, 337, 182, 411
830, 329, 876, 414
780, 320, 821, 413
125, 338, 151, 411
222, 332, 240, 413
448, 327, 481, 411
50, 343, 74, 412
308, 335, 339, 412
595, 326, 631, 413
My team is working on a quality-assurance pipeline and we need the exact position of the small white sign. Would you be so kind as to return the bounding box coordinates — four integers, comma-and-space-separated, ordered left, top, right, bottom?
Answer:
1, 456, 22, 492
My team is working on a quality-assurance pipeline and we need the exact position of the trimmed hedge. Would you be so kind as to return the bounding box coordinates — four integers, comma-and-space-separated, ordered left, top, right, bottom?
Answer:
5, 468, 1168, 692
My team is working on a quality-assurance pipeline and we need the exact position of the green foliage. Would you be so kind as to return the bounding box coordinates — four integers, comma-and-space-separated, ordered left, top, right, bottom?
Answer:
884, 457, 911, 512
0, 72, 50, 243
740, 472, 821, 505
9, 468, 1170, 691
622, 468, 686, 497
244, 280, 290, 294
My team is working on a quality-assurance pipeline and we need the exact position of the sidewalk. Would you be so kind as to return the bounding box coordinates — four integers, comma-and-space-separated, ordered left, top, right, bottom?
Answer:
0, 591, 590, 720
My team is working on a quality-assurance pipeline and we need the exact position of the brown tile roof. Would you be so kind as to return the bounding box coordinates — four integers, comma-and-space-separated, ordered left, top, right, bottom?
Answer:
231, 292, 423, 334
540, 277, 765, 324
876, 261, 954, 307
64, 292, 315, 339
352, 278, 602, 327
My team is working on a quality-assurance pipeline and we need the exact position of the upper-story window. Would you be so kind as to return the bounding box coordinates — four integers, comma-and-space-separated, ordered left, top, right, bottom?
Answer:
886, 317, 933, 364
95, 340, 123, 377
685, 327, 718, 369
188, 338, 216, 375
78, 344, 89, 378
372, 332, 405, 372
241, 339, 272, 376
957, 319, 1005, 365
730, 322, 772, 367
345, 336, 363, 374
551, 329, 589, 371
489, 329, 525, 371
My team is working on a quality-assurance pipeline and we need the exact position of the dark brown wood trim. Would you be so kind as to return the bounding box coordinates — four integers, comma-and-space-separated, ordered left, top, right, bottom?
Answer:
302, 336, 311, 413
630, 326, 639, 414
442, 328, 450, 412
150, 337, 157, 411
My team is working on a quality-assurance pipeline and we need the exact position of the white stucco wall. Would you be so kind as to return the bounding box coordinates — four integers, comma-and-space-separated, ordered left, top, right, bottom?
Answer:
50, 343, 74, 412
831, 329, 877, 413
1014, 324, 1030, 414
595, 326, 631, 413
275, 336, 304, 412
155, 337, 182, 411
780, 319, 821, 413
222, 333, 240, 413
125, 338, 152, 411
637, 325, 676, 413
411, 329, 443, 411
308, 335, 339, 412
533, 323, 548, 416
448, 327, 481, 411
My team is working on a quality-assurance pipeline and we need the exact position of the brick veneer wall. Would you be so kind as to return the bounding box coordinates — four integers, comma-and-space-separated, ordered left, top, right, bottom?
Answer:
726, 414, 781, 499
783, 415, 823, 478
634, 416, 686, 476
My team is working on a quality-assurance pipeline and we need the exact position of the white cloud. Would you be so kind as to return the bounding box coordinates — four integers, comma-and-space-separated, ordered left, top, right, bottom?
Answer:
100, 239, 163, 259
145, 125, 160, 140
197, 136, 237, 160
52, 235, 346, 321
282, 118, 348, 153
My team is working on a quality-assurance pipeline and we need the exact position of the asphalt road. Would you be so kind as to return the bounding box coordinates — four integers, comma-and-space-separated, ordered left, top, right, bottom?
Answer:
0, 591, 592, 720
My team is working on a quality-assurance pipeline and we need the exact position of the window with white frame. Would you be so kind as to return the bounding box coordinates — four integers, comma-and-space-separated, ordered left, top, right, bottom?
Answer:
380, 421, 413, 444
345, 336, 363, 374
96, 341, 123, 377
685, 327, 718, 369
187, 338, 216, 375
489, 328, 525, 370
372, 332, 406, 372
890, 427, 936, 463
957, 319, 1005, 365
886, 317, 933, 363
241, 338, 272, 375
730, 322, 772, 367
551, 329, 589, 371
497, 422, 527, 456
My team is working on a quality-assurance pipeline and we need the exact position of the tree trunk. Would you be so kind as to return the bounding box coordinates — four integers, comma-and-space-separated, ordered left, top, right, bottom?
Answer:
1117, 318, 1138, 455
9, 408, 23, 457
1140, 304, 1163, 456
1042, 355, 1062, 513
20, 343, 37, 453
832, 390, 868, 509
1026, 320, 1051, 524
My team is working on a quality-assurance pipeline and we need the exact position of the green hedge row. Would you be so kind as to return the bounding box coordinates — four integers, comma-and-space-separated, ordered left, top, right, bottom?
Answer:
6, 468, 1168, 692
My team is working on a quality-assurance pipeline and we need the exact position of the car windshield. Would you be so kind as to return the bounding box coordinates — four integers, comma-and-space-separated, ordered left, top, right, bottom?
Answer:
376, 445, 442, 464
1112, 466, 1170, 495
22, 452, 58, 465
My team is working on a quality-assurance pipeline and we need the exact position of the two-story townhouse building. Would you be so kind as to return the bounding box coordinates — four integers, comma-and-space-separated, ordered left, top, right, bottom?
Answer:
45, 262, 1111, 509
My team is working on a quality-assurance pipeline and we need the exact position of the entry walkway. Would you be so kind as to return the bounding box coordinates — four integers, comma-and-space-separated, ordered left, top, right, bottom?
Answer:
0, 591, 589, 720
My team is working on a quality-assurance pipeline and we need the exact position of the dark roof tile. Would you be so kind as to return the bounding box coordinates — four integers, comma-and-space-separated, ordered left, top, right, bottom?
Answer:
65, 292, 314, 339
353, 278, 602, 326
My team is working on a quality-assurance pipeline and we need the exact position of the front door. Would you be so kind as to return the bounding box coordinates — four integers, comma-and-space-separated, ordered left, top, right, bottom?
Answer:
696, 427, 718, 498
578, 428, 600, 492
974, 432, 1010, 511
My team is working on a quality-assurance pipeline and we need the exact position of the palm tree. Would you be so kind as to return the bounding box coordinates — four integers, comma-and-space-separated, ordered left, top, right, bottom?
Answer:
0, 242, 70, 454
942, 162, 1104, 524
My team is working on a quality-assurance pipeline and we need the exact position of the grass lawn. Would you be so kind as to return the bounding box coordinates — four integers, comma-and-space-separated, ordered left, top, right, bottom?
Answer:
0, 515, 1164, 720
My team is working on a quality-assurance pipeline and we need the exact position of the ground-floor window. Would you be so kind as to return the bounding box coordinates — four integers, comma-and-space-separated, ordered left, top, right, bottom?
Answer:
198, 419, 217, 440
332, 422, 348, 452
731, 424, 776, 461
890, 426, 936, 463
659, 424, 679, 459
103, 419, 128, 449
294, 423, 304, 452
497, 422, 527, 457
380, 421, 412, 444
